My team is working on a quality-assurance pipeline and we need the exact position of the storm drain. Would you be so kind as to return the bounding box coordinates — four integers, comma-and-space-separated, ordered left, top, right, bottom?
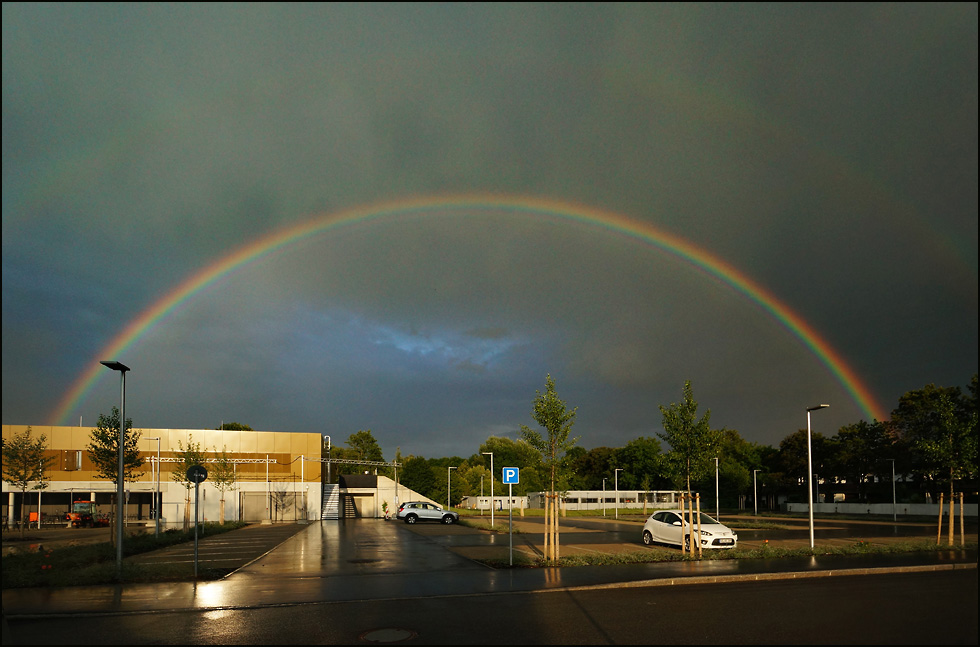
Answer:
359, 628, 418, 643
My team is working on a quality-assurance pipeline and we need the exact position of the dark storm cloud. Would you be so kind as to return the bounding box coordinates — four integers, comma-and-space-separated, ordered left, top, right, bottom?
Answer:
3, 3, 976, 456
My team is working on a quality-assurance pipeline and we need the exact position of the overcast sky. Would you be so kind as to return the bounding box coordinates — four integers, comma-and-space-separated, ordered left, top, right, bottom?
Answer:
3, 3, 976, 459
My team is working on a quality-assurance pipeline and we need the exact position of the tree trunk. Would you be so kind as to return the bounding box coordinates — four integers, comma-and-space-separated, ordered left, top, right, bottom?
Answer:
19, 489, 27, 538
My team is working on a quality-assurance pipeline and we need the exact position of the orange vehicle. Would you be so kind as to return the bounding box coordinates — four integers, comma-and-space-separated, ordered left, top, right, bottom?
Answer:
66, 500, 110, 528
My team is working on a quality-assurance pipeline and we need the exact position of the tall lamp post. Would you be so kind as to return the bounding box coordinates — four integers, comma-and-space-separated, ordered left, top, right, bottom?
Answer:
146, 436, 161, 537
101, 360, 130, 576
614, 468, 623, 519
714, 457, 720, 520
753, 469, 760, 516
323, 435, 331, 486
806, 403, 829, 549
482, 452, 494, 527
885, 458, 896, 521
602, 478, 607, 517
447, 466, 456, 511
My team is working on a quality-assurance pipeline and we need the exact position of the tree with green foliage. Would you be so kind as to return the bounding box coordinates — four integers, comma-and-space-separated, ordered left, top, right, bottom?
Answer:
346, 430, 385, 468
86, 407, 144, 484
210, 445, 237, 524
400, 455, 438, 500
217, 422, 253, 431
891, 378, 978, 505
829, 420, 895, 503
657, 381, 718, 498
520, 374, 579, 562
171, 436, 208, 531
567, 446, 615, 490
776, 428, 831, 503
2, 427, 55, 537
85, 407, 145, 542
702, 428, 765, 510
474, 436, 543, 495
613, 436, 665, 491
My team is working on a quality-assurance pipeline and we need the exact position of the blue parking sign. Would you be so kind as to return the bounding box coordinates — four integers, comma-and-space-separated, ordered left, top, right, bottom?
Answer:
502, 467, 519, 484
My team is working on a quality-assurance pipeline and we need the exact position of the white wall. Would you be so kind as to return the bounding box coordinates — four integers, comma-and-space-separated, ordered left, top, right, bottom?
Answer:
785, 502, 977, 517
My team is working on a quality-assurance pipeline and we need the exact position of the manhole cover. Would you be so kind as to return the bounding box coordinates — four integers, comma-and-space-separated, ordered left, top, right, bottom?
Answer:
359, 627, 418, 643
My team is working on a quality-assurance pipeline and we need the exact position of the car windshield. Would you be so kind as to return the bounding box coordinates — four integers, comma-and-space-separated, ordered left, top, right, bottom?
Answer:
671, 512, 720, 525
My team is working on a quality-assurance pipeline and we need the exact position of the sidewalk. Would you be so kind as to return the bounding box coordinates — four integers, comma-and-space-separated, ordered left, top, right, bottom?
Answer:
2, 516, 976, 620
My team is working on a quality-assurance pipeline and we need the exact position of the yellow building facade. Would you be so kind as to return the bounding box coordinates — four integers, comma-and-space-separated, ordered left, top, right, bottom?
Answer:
2, 424, 324, 528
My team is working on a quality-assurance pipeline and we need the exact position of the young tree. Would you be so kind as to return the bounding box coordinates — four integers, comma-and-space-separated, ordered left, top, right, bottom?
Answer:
271, 481, 293, 522
2, 427, 55, 537
658, 381, 718, 501
520, 374, 579, 562
171, 436, 208, 531
210, 445, 237, 524
86, 407, 144, 541
86, 407, 145, 483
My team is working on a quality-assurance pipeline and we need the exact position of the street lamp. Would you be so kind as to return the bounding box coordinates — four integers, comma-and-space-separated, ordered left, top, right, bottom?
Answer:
753, 469, 760, 516
714, 457, 720, 520
447, 466, 457, 511
323, 435, 331, 485
885, 458, 897, 522
146, 436, 161, 537
101, 360, 130, 576
602, 478, 606, 517
806, 403, 829, 549
614, 469, 623, 519
482, 452, 494, 527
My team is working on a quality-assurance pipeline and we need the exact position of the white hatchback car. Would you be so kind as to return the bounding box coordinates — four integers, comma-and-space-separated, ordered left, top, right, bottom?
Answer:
642, 509, 738, 549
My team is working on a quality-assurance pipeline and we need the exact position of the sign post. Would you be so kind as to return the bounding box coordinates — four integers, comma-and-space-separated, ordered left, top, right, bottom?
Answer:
187, 465, 208, 578
502, 467, 520, 566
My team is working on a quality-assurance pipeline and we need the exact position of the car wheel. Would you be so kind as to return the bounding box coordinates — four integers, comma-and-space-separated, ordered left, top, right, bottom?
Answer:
442, 515, 456, 524
643, 530, 654, 546
405, 514, 418, 524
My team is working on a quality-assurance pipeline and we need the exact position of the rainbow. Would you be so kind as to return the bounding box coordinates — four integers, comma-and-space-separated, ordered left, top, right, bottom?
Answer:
50, 194, 888, 425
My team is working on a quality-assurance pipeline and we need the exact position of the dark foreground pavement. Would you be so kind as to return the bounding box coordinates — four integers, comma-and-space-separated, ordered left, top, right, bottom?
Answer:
3, 516, 976, 615
2, 517, 976, 645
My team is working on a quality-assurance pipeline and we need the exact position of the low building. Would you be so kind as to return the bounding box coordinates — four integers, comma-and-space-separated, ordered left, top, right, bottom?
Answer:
2, 424, 324, 528
529, 490, 686, 512
2, 424, 442, 528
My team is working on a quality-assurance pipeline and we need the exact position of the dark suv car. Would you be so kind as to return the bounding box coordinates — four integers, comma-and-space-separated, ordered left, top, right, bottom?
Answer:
396, 501, 459, 524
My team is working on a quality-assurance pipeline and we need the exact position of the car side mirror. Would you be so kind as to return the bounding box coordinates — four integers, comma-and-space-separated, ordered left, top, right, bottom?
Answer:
672, 521, 682, 526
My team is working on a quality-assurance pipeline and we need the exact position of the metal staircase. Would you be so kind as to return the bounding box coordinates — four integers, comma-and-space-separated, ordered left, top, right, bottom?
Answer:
321, 484, 341, 520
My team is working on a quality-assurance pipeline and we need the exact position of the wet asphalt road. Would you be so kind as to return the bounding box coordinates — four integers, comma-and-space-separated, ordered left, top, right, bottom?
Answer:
2, 516, 977, 644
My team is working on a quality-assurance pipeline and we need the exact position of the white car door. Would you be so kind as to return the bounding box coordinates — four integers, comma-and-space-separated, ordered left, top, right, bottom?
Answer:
659, 511, 684, 546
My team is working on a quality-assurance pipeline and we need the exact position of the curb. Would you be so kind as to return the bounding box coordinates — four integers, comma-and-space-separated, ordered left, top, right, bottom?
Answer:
550, 561, 978, 593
